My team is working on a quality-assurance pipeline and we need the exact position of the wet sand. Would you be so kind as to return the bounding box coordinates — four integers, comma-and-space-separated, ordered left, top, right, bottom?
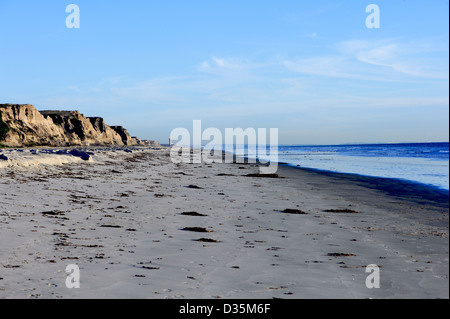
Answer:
0, 148, 448, 299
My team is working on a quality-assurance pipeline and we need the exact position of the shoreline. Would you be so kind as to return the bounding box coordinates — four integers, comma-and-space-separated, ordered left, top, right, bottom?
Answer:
271, 142, 449, 191
240, 153, 449, 196
280, 164, 449, 210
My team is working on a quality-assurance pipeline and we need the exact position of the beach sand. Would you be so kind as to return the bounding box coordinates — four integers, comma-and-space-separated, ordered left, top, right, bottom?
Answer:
0, 148, 448, 299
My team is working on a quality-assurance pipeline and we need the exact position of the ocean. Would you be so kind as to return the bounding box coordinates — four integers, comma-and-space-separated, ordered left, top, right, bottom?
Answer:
238, 142, 449, 191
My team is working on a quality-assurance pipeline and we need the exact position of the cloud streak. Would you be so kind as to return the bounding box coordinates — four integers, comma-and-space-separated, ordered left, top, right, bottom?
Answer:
284, 38, 449, 81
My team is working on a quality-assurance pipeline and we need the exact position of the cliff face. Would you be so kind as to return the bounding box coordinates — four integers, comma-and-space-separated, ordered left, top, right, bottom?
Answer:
0, 104, 158, 147
40, 110, 126, 146
0, 104, 69, 147
110, 126, 136, 145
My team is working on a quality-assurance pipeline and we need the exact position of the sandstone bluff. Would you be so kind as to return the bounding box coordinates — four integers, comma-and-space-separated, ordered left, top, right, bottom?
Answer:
0, 104, 159, 147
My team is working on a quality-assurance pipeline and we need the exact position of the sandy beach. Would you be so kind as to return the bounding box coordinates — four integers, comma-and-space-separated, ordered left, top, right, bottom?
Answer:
0, 148, 448, 299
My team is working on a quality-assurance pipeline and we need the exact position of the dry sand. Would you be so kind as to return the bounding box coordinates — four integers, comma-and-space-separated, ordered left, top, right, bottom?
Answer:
0, 148, 448, 299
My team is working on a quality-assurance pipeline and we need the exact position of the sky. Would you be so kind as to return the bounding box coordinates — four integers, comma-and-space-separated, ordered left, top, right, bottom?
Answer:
0, 0, 448, 145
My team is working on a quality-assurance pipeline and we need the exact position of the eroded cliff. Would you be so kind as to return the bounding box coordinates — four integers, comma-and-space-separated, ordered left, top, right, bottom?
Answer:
0, 104, 159, 147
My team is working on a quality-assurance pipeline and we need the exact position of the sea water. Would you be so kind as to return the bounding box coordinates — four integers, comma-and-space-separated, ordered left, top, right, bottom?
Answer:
239, 142, 449, 191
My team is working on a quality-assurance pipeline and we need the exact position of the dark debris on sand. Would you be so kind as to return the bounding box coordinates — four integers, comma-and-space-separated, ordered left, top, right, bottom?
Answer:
181, 227, 212, 233
41, 210, 65, 216
181, 212, 208, 217
185, 185, 204, 189
324, 209, 360, 214
327, 253, 357, 257
245, 173, 280, 178
194, 238, 220, 243
282, 209, 308, 215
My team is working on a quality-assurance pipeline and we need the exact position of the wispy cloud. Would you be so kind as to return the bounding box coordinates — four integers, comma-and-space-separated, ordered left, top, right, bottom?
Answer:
285, 38, 449, 81
110, 76, 194, 104
198, 56, 257, 77
340, 39, 449, 80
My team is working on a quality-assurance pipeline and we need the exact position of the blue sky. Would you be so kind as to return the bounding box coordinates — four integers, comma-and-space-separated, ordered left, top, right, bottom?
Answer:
0, 0, 448, 144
